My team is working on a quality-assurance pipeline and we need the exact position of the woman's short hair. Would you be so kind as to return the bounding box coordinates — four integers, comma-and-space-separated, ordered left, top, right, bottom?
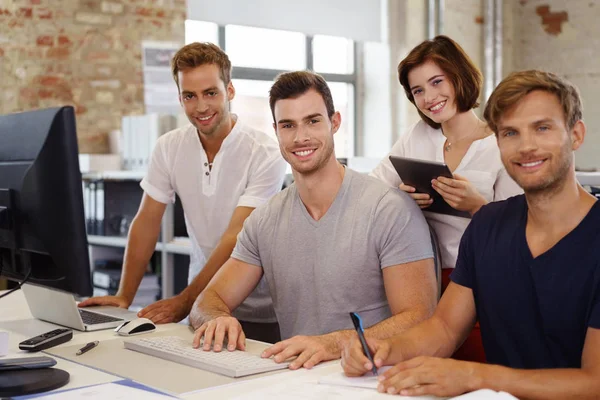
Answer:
398, 35, 482, 129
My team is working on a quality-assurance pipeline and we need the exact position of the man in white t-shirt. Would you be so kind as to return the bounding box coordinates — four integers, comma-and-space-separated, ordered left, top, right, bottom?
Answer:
80, 43, 286, 342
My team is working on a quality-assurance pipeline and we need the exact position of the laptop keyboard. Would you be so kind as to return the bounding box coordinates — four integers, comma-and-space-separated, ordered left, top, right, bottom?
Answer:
78, 309, 123, 325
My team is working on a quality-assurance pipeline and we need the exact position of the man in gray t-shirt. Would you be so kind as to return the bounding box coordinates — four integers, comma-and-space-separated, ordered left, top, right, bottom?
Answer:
233, 167, 432, 340
190, 71, 437, 371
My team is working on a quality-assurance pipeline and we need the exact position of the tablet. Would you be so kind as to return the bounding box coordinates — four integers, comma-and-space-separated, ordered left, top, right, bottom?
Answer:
389, 155, 471, 218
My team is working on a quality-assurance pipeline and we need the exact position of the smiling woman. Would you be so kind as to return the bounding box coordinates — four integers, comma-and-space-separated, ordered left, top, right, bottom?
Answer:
370, 35, 523, 363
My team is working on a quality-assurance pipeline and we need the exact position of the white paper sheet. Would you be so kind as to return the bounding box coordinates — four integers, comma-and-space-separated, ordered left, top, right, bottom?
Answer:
318, 369, 517, 400
230, 380, 396, 400
318, 366, 393, 390
23, 382, 174, 399
451, 389, 518, 399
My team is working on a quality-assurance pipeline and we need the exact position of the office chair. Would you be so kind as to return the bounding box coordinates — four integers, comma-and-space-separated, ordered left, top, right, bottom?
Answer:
427, 222, 443, 301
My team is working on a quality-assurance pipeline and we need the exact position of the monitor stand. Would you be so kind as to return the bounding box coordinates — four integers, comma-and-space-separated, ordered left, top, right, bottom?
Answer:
0, 368, 70, 397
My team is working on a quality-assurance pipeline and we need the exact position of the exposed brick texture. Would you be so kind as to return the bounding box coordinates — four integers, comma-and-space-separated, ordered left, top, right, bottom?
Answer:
511, 0, 600, 169
0, 0, 186, 153
443, 0, 486, 109
535, 5, 568, 35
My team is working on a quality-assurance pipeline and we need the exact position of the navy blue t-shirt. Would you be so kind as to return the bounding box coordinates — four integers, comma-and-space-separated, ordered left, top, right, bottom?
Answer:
451, 195, 600, 369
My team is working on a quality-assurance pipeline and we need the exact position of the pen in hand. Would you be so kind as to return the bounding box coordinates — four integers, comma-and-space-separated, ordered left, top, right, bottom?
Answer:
76, 340, 99, 356
349, 312, 378, 376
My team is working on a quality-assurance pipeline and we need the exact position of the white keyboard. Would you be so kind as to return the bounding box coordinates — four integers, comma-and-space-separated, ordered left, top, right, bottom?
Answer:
123, 336, 290, 378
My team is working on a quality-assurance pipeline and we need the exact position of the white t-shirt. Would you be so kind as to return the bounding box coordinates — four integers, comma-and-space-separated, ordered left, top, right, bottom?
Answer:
141, 115, 287, 322
371, 120, 522, 270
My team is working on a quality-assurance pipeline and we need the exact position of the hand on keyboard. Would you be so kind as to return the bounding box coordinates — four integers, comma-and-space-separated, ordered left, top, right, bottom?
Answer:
193, 316, 246, 352
261, 333, 343, 370
124, 336, 290, 377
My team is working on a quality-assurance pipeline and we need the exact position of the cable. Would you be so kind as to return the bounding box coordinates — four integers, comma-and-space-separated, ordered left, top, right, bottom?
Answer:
0, 248, 29, 300
0, 268, 31, 300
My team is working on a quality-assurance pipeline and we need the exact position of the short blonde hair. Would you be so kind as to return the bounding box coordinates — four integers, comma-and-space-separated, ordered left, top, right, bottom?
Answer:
484, 70, 583, 134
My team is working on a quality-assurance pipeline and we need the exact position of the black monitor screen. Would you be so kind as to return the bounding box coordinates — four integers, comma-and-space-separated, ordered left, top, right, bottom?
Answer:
0, 106, 92, 296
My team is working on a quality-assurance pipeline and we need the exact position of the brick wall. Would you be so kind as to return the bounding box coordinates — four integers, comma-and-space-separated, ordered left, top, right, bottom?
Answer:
509, 0, 600, 169
0, 0, 186, 153
389, 0, 486, 140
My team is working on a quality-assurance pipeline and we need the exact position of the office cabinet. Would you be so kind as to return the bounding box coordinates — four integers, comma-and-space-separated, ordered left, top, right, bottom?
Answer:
83, 171, 190, 305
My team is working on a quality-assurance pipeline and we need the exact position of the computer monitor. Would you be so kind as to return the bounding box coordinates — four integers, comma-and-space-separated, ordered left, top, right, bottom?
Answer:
0, 106, 92, 297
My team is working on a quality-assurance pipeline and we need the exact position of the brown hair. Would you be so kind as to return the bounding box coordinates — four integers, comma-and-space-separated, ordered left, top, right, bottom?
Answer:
269, 71, 335, 121
484, 70, 583, 134
171, 42, 232, 91
398, 35, 482, 129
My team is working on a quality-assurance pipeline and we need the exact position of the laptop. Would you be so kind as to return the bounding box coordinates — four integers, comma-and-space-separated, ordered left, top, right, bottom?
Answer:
22, 283, 136, 331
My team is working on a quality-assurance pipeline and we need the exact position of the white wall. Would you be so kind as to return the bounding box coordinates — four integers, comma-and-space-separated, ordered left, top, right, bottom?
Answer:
188, 0, 600, 170
358, 0, 427, 158
360, 42, 393, 158
187, 0, 385, 42
508, 0, 600, 169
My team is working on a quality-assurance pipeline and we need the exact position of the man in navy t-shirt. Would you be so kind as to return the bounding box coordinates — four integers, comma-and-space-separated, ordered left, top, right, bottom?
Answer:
341, 70, 600, 399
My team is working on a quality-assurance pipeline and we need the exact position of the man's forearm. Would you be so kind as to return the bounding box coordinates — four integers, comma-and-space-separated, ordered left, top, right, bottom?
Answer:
189, 289, 233, 329
365, 307, 433, 340
117, 217, 161, 304
179, 233, 238, 309
385, 316, 462, 364
320, 308, 438, 359
476, 363, 600, 400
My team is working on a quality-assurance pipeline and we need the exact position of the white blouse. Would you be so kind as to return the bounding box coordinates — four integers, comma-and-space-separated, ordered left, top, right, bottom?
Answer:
371, 120, 522, 270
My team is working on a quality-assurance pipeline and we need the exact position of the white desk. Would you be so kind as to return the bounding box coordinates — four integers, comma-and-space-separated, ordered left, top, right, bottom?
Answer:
1, 291, 123, 392
0, 290, 359, 399
1, 290, 511, 399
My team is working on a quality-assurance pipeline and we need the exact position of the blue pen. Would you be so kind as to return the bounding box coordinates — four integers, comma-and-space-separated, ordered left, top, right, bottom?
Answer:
349, 312, 378, 376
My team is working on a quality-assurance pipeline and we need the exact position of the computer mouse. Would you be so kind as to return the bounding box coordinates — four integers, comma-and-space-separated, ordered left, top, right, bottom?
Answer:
114, 318, 156, 336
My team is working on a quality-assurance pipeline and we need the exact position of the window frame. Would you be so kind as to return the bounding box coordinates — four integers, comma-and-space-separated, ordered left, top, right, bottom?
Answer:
216, 26, 359, 157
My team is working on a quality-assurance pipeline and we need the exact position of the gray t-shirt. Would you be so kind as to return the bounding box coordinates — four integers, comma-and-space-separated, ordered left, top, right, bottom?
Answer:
232, 168, 433, 340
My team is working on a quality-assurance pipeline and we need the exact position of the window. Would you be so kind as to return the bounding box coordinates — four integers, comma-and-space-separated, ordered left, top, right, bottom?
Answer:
225, 25, 306, 70
185, 20, 218, 45
230, 79, 274, 138
312, 35, 354, 74
329, 82, 355, 158
185, 21, 357, 157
